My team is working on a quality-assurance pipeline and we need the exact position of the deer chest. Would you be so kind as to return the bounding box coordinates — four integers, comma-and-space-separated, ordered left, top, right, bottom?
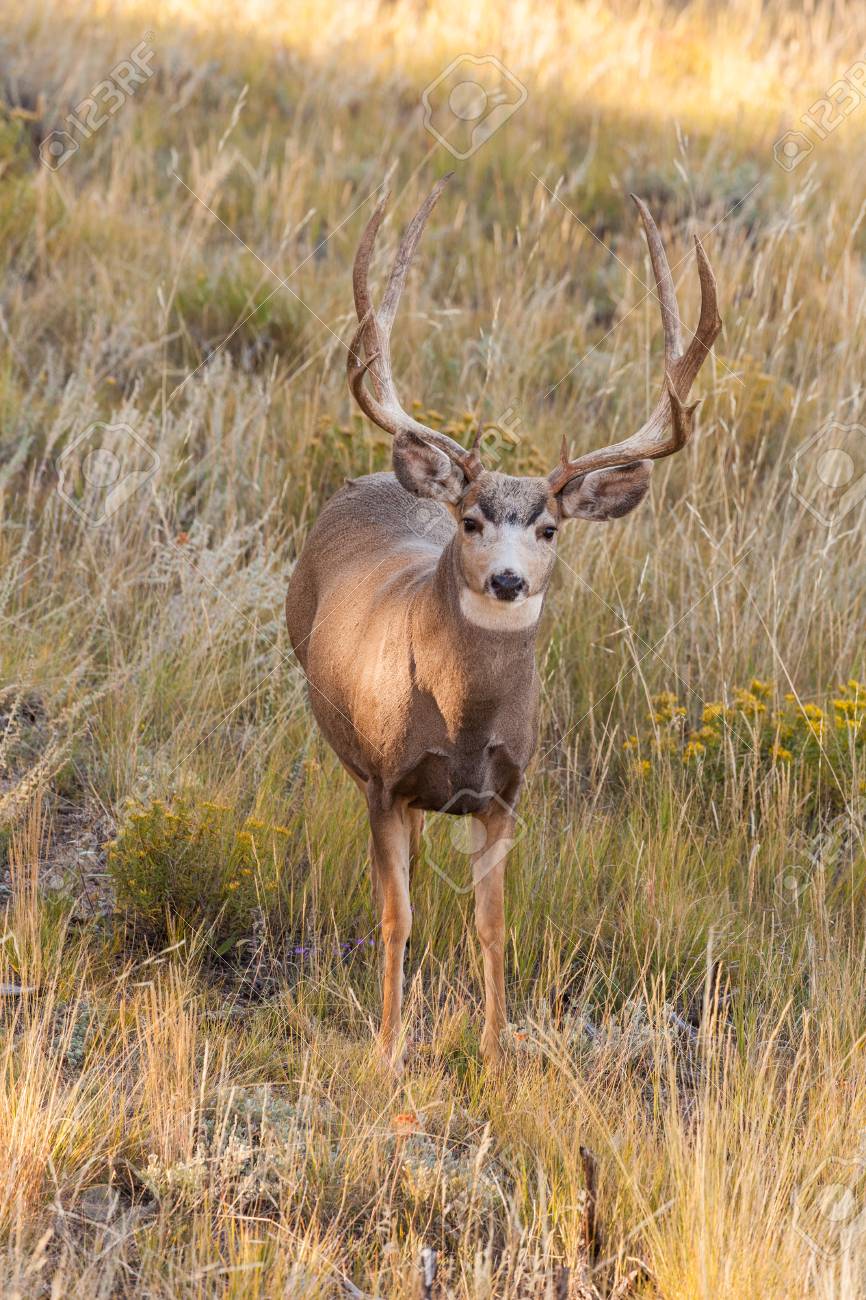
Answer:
389, 736, 526, 814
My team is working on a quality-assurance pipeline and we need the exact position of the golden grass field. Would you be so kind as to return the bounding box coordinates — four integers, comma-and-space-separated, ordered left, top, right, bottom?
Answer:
2, 0, 866, 1294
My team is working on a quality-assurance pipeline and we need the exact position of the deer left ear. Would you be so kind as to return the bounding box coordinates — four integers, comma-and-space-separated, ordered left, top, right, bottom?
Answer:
557, 460, 652, 521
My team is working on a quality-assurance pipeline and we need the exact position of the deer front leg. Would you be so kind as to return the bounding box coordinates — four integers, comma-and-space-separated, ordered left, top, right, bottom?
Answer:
367, 791, 412, 1070
472, 798, 517, 1068
408, 808, 424, 883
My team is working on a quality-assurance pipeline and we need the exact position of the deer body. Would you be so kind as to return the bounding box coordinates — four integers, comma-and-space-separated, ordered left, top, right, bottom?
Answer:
286, 467, 535, 811
287, 471, 538, 812
286, 179, 720, 1069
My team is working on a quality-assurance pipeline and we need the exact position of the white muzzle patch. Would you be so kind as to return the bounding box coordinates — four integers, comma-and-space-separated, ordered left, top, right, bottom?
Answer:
459, 587, 543, 630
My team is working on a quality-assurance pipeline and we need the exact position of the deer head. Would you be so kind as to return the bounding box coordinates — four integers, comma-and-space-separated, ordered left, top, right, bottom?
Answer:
347, 178, 721, 620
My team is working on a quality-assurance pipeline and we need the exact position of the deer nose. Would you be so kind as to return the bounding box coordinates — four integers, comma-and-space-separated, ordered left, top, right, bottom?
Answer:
489, 570, 527, 601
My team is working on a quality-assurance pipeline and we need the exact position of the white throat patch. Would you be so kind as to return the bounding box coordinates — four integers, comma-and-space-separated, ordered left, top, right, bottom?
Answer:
459, 587, 543, 631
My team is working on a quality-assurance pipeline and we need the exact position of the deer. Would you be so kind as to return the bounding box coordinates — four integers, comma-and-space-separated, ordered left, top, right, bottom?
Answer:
286, 176, 721, 1070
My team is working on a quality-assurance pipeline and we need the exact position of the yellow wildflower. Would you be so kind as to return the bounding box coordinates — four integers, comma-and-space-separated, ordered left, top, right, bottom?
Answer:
650, 703, 687, 725
733, 688, 766, 714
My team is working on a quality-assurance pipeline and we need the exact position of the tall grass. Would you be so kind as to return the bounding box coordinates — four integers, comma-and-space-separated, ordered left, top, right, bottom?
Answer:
1, 0, 866, 1293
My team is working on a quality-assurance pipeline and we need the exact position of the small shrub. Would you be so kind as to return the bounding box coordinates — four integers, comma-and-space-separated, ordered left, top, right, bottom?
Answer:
0, 112, 34, 179
142, 1086, 509, 1246
142, 1087, 337, 1212
623, 678, 866, 808
107, 798, 291, 952
172, 267, 304, 369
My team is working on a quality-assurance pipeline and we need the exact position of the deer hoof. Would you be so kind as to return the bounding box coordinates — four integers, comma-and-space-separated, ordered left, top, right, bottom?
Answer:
480, 1026, 505, 1069
377, 1033, 407, 1077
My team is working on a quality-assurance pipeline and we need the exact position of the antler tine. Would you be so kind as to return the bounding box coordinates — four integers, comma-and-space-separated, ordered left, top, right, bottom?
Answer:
379, 174, 452, 332
631, 194, 681, 369
548, 199, 722, 495
347, 176, 484, 481
352, 194, 388, 324
674, 233, 721, 394
346, 315, 387, 427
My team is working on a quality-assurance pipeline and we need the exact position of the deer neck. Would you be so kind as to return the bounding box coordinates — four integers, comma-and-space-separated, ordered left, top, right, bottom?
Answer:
409, 536, 542, 730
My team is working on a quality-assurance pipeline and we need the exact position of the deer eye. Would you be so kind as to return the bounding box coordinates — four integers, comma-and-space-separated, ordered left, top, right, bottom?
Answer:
462, 518, 481, 535
540, 525, 557, 540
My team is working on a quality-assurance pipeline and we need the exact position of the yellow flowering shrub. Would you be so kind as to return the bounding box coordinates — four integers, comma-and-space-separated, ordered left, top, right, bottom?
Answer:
625, 678, 866, 797
107, 799, 291, 951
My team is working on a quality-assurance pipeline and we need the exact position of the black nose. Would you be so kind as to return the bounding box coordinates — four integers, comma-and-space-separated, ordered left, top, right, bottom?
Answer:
490, 570, 526, 601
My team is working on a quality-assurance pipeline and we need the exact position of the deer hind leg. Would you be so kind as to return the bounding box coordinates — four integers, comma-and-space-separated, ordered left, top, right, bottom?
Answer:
471, 798, 517, 1067
367, 791, 413, 1070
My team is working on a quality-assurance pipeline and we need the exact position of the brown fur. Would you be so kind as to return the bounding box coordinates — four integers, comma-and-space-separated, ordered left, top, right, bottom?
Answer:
287, 472, 540, 808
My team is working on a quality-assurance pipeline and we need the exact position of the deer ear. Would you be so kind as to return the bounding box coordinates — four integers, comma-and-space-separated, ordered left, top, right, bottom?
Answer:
392, 431, 468, 504
557, 460, 652, 521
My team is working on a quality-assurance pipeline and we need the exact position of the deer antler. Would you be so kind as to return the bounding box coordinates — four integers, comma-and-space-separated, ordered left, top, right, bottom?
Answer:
547, 196, 722, 494
347, 175, 484, 482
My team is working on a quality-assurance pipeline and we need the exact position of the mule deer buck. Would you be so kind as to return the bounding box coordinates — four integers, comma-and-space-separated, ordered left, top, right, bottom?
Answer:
286, 178, 721, 1068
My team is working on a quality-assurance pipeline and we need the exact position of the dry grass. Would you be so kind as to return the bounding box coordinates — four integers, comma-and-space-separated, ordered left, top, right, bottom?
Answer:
1, 0, 866, 1293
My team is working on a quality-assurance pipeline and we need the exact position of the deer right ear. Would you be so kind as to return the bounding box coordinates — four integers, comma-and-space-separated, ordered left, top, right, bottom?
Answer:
392, 432, 468, 504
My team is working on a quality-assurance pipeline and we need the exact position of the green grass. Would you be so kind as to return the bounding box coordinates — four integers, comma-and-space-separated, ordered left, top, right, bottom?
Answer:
2, 0, 866, 1293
